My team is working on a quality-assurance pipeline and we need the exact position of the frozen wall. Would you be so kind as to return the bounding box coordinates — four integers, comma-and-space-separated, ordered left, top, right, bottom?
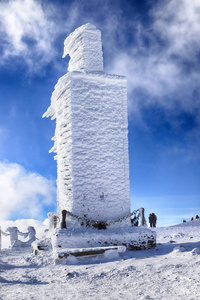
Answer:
43, 24, 130, 225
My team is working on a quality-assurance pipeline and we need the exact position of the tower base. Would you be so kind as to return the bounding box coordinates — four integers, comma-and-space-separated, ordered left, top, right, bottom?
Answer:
52, 226, 156, 251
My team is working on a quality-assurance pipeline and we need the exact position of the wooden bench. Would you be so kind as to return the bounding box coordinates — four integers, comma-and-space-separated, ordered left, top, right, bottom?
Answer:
57, 245, 126, 259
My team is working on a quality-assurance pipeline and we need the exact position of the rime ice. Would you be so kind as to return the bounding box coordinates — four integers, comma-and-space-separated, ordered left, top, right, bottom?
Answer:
63, 23, 103, 72
41, 24, 156, 255
43, 23, 130, 224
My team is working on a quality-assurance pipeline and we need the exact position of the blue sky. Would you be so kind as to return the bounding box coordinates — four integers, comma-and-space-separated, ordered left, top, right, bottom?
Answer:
0, 0, 199, 226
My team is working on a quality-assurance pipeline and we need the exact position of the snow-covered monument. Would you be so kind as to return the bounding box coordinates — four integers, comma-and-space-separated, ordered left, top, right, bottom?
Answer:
44, 23, 129, 225
42, 24, 156, 260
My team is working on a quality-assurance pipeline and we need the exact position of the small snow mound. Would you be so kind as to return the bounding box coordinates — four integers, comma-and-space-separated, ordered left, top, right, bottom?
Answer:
191, 248, 200, 255
25, 252, 54, 266
66, 271, 79, 278
127, 266, 136, 271
173, 245, 186, 252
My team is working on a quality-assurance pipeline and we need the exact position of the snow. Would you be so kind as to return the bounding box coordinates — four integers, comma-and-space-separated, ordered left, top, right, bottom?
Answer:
43, 24, 130, 225
1, 219, 200, 299
63, 23, 103, 72
0, 219, 48, 249
51, 226, 156, 251
48, 72, 129, 222
54, 245, 126, 265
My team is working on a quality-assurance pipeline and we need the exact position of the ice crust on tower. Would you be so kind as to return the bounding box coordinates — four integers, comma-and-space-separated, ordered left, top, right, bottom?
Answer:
63, 23, 103, 72
43, 23, 130, 225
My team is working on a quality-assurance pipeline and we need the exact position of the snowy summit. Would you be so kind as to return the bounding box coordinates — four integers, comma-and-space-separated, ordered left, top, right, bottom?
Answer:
0, 220, 200, 299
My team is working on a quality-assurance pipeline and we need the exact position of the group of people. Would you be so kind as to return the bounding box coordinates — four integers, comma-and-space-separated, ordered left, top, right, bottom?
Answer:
183, 215, 199, 223
191, 215, 199, 221
0, 226, 36, 248
130, 211, 157, 228
148, 213, 157, 227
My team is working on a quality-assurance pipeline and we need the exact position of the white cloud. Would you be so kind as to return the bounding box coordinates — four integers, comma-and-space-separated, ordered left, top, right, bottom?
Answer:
107, 0, 200, 117
153, 0, 200, 59
105, 0, 200, 163
0, 1, 45, 53
0, 161, 56, 222
0, 0, 64, 72
1, 0, 199, 120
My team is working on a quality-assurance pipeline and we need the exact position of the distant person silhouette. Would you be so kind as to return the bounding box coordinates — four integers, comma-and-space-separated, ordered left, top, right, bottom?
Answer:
149, 214, 153, 227
151, 213, 157, 227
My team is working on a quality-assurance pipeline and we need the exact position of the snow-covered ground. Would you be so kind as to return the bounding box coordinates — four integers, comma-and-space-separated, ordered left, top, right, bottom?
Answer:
1, 219, 200, 300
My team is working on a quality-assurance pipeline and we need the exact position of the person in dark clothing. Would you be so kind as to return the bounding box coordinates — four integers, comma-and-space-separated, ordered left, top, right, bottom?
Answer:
149, 214, 153, 227
151, 213, 157, 227
196, 215, 199, 219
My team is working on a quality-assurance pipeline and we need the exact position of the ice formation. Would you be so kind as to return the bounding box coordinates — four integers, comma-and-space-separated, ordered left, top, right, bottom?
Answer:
23, 226, 37, 245
0, 226, 37, 248
2, 227, 24, 247
42, 24, 156, 254
43, 23, 130, 224
63, 23, 103, 72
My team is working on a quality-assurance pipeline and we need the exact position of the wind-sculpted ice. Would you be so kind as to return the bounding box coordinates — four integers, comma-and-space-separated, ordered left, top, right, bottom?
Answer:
63, 23, 103, 72
2, 227, 25, 247
43, 24, 130, 227
1, 226, 37, 248
6, 227, 24, 247
23, 226, 37, 245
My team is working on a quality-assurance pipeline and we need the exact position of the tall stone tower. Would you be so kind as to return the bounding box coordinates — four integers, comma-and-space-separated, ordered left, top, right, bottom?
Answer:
42, 24, 156, 253
43, 23, 130, 225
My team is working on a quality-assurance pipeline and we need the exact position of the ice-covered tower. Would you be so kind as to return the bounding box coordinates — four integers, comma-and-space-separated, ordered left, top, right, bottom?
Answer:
41, 24, 156, 253
43, 23, 130, 225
